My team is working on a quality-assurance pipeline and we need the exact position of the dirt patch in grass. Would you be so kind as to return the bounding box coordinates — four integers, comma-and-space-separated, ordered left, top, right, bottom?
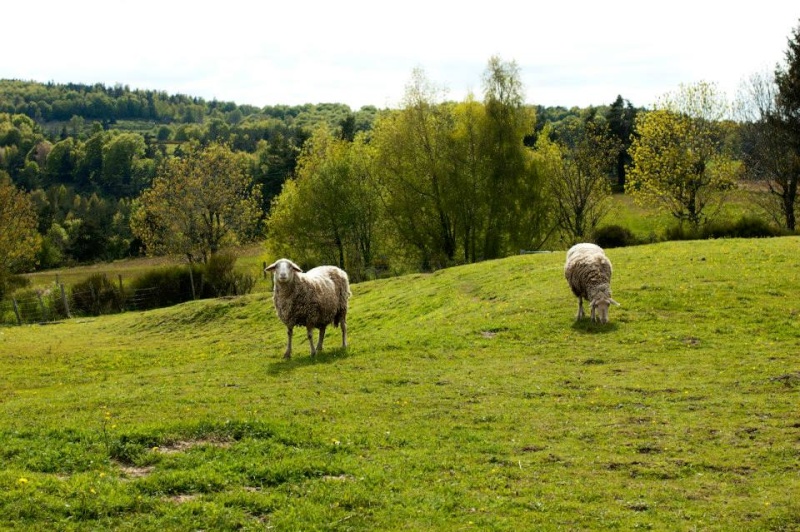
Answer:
166, 494, 201, 504
117, 464, 155, 478
155, 438, 232, 454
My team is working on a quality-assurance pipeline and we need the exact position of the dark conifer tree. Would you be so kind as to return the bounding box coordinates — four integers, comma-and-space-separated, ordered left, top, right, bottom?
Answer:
604, 95, 637, 190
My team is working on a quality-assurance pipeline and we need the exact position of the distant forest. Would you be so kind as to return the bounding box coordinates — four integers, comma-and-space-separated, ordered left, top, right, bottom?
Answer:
0, 79, 637, 269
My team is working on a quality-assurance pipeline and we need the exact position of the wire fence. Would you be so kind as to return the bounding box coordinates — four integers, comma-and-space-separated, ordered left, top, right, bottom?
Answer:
1, 266, 261, 326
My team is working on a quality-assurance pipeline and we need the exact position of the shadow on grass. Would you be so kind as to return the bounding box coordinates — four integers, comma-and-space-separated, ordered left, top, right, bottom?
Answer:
570, 320, 619, 334
266, 347, 351, 375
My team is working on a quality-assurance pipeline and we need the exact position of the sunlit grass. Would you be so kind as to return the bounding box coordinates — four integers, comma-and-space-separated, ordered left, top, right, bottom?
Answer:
2, 237, 799, 529
602, 188, 767, 242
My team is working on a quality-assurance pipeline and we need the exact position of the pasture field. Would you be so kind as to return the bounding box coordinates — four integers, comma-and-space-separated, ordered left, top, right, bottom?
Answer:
1, 237, 799, 530
23, 242, 272, 292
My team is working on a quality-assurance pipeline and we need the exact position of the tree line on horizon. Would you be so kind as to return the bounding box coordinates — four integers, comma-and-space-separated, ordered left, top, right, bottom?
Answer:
1, 18, 799, 296
0, 77, 639, 271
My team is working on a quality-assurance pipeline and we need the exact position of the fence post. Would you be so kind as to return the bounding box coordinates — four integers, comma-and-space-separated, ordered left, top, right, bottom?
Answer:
60, 283, 71, 319
263, 261, 267, 280
12, 298, 22, 325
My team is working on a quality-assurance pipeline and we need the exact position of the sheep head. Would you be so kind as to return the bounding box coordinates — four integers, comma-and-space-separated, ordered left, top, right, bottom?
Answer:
265, 258, 303, 284
590, 296, 620, 324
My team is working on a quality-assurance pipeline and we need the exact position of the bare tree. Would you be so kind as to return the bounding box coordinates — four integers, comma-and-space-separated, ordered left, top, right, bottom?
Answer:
537, 121, 619, 244
738, 71, 798, 230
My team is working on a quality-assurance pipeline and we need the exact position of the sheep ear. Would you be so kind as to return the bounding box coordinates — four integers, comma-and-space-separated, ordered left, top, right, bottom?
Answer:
610, 298, 620, 306
265, 261, 278, 272
289, 261, 303, 273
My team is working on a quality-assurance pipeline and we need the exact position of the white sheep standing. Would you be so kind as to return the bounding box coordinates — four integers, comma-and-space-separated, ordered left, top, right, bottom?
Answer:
265, 258, 351, 359
564, 243, 619, 324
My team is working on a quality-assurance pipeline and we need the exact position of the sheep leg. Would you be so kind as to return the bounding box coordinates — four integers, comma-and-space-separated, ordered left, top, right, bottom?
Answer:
284, 327, 293, 359
576, 298, 584, 320
341, 317, 347, 348
306, 326, 316, 356
316, 324, 327, 353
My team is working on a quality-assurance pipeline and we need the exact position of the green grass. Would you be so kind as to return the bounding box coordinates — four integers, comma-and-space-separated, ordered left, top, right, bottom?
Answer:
602, 188, 767, 241
2, 237, 799, 530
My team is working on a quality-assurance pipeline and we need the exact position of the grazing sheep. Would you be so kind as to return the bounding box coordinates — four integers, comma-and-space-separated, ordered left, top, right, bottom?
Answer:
564, 243, 619, 324
265, 258, 350, 359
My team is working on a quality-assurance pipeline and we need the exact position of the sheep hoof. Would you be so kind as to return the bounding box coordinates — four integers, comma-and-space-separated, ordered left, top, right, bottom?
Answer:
283, 351, 292, 360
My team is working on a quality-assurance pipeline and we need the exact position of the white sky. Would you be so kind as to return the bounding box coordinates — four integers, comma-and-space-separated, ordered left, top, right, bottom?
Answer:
3, 1, 799, 110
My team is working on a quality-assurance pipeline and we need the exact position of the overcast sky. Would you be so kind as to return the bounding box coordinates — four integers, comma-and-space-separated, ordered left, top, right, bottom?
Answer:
3, 1, 799, 110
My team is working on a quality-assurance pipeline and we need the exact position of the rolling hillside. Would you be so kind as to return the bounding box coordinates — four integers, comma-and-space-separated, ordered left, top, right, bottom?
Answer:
1, 238, 799, 530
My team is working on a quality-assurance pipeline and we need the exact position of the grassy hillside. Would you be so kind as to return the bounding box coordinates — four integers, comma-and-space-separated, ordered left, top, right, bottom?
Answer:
1, 238, 799, 530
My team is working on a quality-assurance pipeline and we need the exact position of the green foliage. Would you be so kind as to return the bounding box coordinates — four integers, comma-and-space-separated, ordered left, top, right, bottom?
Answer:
267, 126, 383, 279
203, 251, 255, 297
775, 19, 800, 122
604, 95, 638, 190
664, 214, 783, 241
627, 82, 740, 227
126, 265, 199, 310
592, 224, 640, 248
0, 174, 41, 296
131, 142, 263, 263
0, 238, 799, 529
124, 254, 255, 311
2, 284, 68, 323
371, 69, 461, 268
70, 274, 124, 316
359, 61, 546, 270
481, 56, 544, 259
535, 120, 618, 244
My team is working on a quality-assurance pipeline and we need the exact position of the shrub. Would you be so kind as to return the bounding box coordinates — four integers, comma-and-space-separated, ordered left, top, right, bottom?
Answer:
663, 223, 699, 242
593, 225, 639, 248
702, 215, 782, 239
126, 265, 200, 310
664, 215, 782, 242
204, 252, 255, 297
2, 285, 69, 324
0, 273, 30, 302
125, 254, 253, 311
70, 274, 124, 316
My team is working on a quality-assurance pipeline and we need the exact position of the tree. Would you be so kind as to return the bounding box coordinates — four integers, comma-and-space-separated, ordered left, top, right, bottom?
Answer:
537, 120, 618, 243
74, 129, 106, 192
449, 95, 490, 263
131, 143, 262, 263
266, 127, 382, 278
738, 71, 798, 230
776, 20, 800, 125
480, 56, 543, 258
100, 133, 147, 196
44, 137, 79, 187
0, 172, 41, 297
626, 81, 739, 228
371, 69, 459, 269
604, 95, 637, 190
764, 19, 800, 230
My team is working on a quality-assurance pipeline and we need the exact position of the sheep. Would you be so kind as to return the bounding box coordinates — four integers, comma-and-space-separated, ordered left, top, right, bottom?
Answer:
265, 258, 350, 359
564, 243, 619, 324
